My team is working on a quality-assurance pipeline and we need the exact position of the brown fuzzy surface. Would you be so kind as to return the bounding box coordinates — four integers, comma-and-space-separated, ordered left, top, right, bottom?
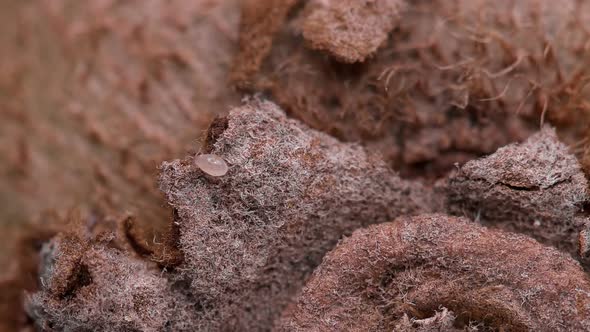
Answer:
27, 229, 195, 332
230, 0, 300, 88
26, 100, 440, 331
3, 0, 590, 330
232, 0, 590, 178
277, 214, 590, 332
0, 2, 240, 328
0, 224, 58, 332
444, 127, 589, 257
300, 0, 406, 63
14, 102, 590, 331
0, 0, 240, 271
17, 209, 215, 332
158, 99, 440, 330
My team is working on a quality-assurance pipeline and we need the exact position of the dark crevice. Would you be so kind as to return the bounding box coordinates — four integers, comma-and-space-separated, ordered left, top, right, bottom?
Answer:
497, 182, 539, 191
59, 263, 92, 300
204, 116, 229, 153
464, 177, 573, 192
122, 216, 154, 258
156, 208, 185, 269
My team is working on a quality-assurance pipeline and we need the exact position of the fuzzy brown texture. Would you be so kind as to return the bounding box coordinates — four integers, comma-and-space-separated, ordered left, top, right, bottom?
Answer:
7, 0, 590, 330
26, 100, 439, 331
230, 0, 300, 88
158, 99, 440, 330
0, 0, 240, 279
301, 0, 406, 63
1, 211, 164, 331
277, 214, 590, 331
27, 233, 193, 331
0, 2, 240, 328
579, 220, 590, 259
21, 209, 210, 332
0, 210, 77, 332
444, 127, 589, 258
0, 226, 57, 332
232, 0, 590, 178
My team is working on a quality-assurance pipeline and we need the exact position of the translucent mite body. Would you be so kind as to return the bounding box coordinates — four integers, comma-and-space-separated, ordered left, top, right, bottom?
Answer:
194, 154, 228, 177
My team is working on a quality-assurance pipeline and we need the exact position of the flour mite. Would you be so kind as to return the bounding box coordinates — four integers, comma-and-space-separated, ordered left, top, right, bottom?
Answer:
194, 153, 228, 177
